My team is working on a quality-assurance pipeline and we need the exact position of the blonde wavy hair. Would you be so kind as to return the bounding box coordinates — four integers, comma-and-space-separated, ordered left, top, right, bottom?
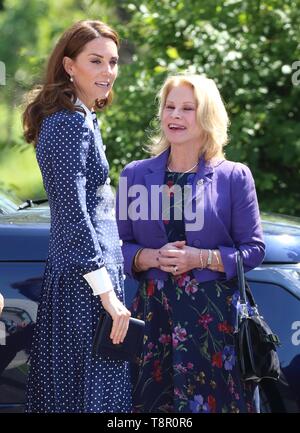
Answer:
149, 74, 230, 161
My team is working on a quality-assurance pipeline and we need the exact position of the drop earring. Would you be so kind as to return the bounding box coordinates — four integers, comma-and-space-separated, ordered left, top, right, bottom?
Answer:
69, 75, 74, 82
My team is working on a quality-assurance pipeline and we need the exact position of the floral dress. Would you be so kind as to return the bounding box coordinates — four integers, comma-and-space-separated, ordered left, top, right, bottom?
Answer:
130, 172, 259, 413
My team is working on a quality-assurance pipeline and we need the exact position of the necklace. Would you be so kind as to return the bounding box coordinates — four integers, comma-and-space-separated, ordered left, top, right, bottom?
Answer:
167, 161, 198, 174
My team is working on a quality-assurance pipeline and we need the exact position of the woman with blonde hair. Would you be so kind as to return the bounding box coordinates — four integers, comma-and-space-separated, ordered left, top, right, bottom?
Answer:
117, 74, 265, 413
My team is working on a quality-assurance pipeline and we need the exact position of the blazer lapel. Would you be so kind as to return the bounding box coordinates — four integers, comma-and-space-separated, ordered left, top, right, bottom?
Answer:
143, 149, 221, 235
144, 148, 170, 235
187, 155, 214, 205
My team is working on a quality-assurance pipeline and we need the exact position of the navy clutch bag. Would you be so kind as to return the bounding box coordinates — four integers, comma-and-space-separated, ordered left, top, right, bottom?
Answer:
92, 312, 145, 364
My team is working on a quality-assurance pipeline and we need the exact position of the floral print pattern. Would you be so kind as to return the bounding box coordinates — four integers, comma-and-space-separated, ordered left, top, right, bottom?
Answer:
131, 276, 258, 413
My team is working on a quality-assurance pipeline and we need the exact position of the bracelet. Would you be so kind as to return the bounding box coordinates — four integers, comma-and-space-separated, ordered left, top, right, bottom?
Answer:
207, 249, 213, 266
213, 250, 220, 266
133, 248, 144, 272
198, 249, 204, 270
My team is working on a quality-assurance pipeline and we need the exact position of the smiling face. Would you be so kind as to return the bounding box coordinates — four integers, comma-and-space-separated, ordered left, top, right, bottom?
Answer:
63, 36, 119, 109
162, 83, 202, 147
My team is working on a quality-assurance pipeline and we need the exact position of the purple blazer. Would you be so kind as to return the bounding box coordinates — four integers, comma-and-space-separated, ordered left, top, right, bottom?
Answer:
116, 148, 265, 282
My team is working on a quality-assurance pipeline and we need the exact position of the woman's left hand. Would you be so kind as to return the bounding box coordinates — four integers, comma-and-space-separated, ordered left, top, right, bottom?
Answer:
158, 244, 200, 275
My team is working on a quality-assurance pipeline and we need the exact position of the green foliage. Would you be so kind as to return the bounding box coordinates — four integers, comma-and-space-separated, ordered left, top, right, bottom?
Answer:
0, 0, 115, 199
101, 0, 300, 215
0, 0, 299, 215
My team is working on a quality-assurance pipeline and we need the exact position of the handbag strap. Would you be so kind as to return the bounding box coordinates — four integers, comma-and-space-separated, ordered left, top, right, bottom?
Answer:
236, 251, 256, 307
236, 251, 280, 346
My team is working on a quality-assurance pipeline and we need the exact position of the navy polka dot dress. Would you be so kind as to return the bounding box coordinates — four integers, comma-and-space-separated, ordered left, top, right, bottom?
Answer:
25, 103, 132, 413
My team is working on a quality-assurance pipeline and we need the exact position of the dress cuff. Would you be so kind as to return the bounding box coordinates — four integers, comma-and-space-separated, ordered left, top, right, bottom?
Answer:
83, 267, 114, 296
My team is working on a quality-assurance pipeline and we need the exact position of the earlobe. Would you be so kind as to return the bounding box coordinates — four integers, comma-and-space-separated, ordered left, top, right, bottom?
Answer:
62, 56, 73, 76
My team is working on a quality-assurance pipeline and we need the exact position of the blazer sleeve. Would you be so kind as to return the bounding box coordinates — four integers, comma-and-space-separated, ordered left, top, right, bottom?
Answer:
47, 115, 113, 294
116, 161, 144, 280
219, 163, 265, 280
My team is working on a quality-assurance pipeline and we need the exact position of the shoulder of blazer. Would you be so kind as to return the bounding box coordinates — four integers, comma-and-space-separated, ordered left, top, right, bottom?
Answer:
122, 148, 170, 176
214, 159, 251, 178
214, 160, 254, 193
121, 156, 157, 177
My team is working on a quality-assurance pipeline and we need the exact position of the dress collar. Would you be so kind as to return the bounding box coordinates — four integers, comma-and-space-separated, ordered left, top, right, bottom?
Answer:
75, 98, 95, 130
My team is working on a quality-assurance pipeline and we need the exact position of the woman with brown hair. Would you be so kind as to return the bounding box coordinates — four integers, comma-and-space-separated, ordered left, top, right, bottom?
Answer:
23, 20, 131, 413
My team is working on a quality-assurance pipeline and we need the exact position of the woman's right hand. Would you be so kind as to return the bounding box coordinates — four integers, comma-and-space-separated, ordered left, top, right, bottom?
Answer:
100, 290, 131, 345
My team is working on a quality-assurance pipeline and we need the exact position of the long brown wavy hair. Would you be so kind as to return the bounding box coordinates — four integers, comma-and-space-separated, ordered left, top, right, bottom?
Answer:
23, 20, 119, 146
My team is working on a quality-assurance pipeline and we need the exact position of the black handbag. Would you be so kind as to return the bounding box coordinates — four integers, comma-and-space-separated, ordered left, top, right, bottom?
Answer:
92, 312, 145, 364
235, 251, 281, 383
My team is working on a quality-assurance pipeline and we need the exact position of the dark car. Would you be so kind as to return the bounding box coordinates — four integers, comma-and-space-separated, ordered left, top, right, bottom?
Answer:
0, 196, 299, 413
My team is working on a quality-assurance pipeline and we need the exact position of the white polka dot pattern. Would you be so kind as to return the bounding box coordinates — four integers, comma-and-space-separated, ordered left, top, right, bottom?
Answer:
25, 108, 131, 413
